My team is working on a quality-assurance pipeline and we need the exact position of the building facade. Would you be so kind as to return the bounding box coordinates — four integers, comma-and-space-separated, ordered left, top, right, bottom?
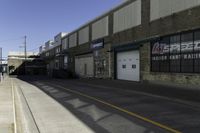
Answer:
40, 0, 200, 86
8, 52, 46, 75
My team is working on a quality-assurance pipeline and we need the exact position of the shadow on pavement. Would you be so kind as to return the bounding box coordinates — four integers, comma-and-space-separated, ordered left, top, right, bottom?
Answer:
17, 76, 169, 133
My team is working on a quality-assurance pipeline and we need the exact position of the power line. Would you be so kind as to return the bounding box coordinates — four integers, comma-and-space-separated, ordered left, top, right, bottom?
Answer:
27, 47, 40, 52
27, 43, 46, 52
0, 37, 24, 44
0, 36, 45, 52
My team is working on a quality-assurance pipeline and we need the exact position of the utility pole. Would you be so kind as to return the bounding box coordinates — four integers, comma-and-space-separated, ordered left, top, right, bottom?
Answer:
0, 48, 2, 72
0, 48, 2, 81
24, 36, 27, 75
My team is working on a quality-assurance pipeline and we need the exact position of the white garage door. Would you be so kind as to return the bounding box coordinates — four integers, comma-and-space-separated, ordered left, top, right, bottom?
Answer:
75, 55, 94, 78
117, 50, 140, 81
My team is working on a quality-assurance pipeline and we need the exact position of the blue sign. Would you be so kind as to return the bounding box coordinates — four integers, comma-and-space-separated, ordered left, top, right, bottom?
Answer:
91, 39, 104, 50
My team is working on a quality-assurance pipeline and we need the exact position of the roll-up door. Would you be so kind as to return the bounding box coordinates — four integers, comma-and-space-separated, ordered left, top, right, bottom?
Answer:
117, 50, 140, 81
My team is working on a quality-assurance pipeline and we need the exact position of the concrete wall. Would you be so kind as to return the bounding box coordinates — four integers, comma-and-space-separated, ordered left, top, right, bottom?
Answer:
8, 59, 24, 74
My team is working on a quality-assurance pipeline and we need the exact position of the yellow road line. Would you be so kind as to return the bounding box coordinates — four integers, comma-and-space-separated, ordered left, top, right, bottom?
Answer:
49, 83, 182, 133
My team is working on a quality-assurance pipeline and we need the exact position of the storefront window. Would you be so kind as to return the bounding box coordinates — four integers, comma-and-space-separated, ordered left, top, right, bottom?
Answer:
181, 32, 193, 73
159, 37, 170, 72
151, 30, 200, 73
194, 31, 200, 73
151, 40, 160, 72
170, 35, 181, 72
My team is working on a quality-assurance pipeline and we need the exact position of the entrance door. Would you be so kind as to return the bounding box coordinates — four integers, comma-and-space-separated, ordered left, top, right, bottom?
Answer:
117, 50, 140, 81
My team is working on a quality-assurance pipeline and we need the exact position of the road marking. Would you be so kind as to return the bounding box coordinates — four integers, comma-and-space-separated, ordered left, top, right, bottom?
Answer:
11, 79, 17, 133
64, 81, 200, 110
47, 83, 182, 133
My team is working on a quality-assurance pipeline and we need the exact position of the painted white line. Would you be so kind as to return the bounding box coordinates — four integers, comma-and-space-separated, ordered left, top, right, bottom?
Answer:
14, 78, 41, 133
11, 78, 17, 133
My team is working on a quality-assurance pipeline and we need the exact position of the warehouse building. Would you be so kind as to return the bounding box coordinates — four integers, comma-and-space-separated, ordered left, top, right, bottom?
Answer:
40, 0, 200, 86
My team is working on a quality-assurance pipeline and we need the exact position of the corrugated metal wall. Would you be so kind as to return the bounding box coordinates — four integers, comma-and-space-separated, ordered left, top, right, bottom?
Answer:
151, 0, 200, 21
78, 26, 89, 45
92, 16, 109, 40
69, 33, 77, 48
62, 38, 68, 50
113, 0, 141, 33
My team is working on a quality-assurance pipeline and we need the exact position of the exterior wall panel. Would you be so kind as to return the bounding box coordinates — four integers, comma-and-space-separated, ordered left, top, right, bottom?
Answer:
62, 38, 68, 50
78, 26, 89, 45
150, 0, 200, 21
69, 33, 77, 48
54, 35, 62, 46
150, 0, 159, 21
92, 16, 109, 40
113, 0, 141, 33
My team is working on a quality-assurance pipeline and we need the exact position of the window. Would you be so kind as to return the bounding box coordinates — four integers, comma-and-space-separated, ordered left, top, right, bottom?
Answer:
194, 31, 200, 73
45, 52, 49, 57
151, 37, 170, 72
55, 60, 59, 70
151, 30, 200, 73
170, 35, 181, 72
181, 32, 193, 73
64, 56, 68, 69
159, 37, 170, 72
122, 65, 126, 69
56, 47, 60, 54
151, 40, 160, 72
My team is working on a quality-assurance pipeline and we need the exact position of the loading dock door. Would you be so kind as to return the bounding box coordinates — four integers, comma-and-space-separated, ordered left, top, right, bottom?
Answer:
75, 56, 94, 78
117, 50, 140, 81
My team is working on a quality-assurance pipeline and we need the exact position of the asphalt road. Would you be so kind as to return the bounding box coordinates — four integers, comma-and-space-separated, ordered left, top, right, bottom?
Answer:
20, 76, 200, 133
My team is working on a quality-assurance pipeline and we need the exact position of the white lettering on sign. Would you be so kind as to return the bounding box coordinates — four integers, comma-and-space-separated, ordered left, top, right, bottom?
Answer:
92, 42, 103, 49
152, 53, 200, 61
152, 40, 200, 54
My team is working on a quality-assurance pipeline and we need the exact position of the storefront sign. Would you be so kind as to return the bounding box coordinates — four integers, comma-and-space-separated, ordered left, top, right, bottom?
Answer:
151, 40, 200, 61
152, 41, 200, 55
91, 39, 104, 50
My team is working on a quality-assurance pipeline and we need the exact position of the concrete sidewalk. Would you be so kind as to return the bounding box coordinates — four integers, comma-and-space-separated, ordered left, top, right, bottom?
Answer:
0, 77, 14, 133
13, 78, 94, 133
0, 77, 95, 133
